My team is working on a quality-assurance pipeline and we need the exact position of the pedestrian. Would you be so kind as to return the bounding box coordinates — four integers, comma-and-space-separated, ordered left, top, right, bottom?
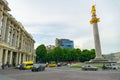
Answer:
1, 63, 4, 69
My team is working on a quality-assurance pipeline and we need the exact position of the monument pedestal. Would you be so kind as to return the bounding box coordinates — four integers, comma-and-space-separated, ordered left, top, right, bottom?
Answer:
88, 58, 108, 63
85, 57, 116, 65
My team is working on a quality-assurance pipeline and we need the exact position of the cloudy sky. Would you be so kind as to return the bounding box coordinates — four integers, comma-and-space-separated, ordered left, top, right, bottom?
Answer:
7, 0, 120, 54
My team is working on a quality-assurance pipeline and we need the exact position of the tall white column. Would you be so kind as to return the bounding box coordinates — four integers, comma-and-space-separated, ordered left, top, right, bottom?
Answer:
90, 5, 103, 59
93, 22, 103, 59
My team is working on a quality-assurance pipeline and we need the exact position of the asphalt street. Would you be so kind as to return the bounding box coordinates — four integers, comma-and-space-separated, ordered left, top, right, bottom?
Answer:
0, 67, 120, 80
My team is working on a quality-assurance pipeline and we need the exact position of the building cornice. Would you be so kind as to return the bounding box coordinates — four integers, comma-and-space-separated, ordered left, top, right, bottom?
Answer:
4, 13, 35, 42
0, 0, 11, 11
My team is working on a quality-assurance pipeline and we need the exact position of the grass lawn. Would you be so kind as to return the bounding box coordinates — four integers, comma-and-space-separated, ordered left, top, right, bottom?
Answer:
69, 65, 82, 68
69, 64, 103, 69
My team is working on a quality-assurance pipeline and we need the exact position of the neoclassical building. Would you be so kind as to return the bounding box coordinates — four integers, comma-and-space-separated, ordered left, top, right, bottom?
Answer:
0, 0, 36, 67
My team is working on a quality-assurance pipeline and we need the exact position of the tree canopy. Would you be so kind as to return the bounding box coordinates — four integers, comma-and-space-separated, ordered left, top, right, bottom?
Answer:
36, 44, 47, 62
36, 45, 95, 63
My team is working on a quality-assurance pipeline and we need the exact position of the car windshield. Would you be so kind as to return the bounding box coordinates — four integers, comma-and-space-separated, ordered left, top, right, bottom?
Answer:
33, 64, 40, 67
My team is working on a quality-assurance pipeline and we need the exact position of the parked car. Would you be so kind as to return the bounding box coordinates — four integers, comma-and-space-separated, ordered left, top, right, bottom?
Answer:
57, 62, 62, 67
102, 64, 118, 70
48, 62, 57, 67
19, 61, 34, 70
82, 65, 98, 71
110, 65, 118, 70
31, 64, 45, 72
15, 64, 21, 69
19, 64, 26, 70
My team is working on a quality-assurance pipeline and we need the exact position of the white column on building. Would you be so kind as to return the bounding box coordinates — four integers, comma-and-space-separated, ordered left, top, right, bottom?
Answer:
27, 55, 28, 61
4, 49, 8, 64
0, 6, 3, 40
23, 54, 26, 62
21, 32, 23, 50
32, 56, 34, 62
19, 53, 21, 64
5, 21, 10, 42
10, 25, 13, 46
30, 55, 32, 61
33, 56, 35, 61
0, 10, 3, 26
14, 28, 17, 47
0, 48, 3, 67
9, 22, 12, 44
2, 15, 7, 42
12, 26, 15, 47
9, 51, 13, 65
26, 55, 28, 61
17, 29, 20, 49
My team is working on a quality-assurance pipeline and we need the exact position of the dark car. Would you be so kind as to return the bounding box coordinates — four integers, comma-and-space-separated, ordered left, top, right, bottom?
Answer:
82, 65, 98, 71
57, 62, 62, 67
19, 64, 25, 70
31, 64, 45, 72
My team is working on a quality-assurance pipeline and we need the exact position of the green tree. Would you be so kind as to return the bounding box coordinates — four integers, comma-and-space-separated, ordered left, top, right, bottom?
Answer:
62, 48, 71, 61
36, 45, 95, 63
79, 49, 95, 62
74, 48, 81, 61
46, 50, 55, 62
70, 49, 81, 62
53, 47, 64, 62
36, 44, 47, 62
89, 49, 95, 59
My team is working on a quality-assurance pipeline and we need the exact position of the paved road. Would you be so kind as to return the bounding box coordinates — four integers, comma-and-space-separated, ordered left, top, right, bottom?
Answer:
0, 67, 120, 80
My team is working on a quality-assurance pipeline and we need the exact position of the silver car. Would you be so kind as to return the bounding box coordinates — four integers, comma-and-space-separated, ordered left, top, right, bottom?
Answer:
82, 65, 98, 71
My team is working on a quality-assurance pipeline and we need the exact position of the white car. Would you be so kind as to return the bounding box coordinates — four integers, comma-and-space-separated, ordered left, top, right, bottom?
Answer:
82, 65, 98, 71
107, 65, 118, 70
103, 64, 118, 70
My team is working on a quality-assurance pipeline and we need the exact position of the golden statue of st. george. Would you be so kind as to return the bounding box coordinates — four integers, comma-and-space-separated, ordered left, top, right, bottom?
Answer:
91, 5, 96, 16
90, 5, 100, 24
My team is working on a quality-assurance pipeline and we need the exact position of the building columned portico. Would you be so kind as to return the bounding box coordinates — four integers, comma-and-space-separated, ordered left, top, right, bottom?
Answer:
0, 0, 36, 67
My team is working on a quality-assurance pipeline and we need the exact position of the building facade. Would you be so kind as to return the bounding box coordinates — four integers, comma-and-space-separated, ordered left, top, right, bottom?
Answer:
103, 52, 120, 63
55, 38, 74, 50
0, 0, 36, 67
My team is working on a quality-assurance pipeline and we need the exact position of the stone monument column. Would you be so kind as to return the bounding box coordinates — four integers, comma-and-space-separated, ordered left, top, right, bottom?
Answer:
90, 5, 103, 59
87, 5, 114, 64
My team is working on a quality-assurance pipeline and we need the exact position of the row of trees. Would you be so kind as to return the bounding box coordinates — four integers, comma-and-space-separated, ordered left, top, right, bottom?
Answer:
36, 44, 95, 63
